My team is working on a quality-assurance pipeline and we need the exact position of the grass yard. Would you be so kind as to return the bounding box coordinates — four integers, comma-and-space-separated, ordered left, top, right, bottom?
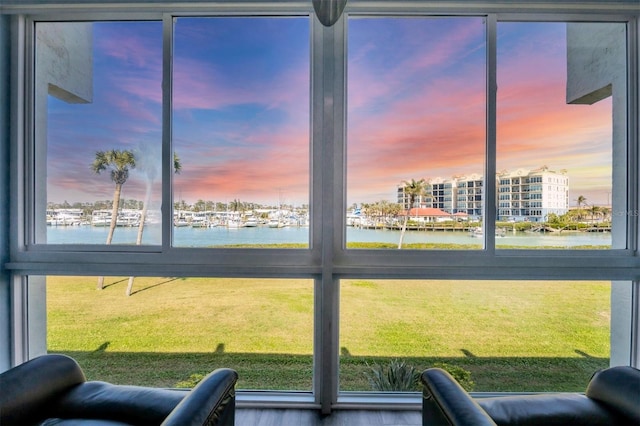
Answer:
47, 276, 610, 392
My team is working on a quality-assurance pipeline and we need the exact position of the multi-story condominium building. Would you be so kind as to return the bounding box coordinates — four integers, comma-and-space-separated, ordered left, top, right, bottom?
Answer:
396, 178, 458, 213
497, 166, 569, 222
396, 183, 432, 210
396, 178, 456, 214
429, 177, 455, 213
455, 174, 483, 219
398, 167, 569, 222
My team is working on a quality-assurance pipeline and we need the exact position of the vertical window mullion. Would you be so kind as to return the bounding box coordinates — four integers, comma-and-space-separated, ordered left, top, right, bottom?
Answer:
485, 14, 498, 252
630, 17, 639, 368
629, 17, 639, 253
162, 14, 172, 252
330, 14, 347, 411
311, 13, 326, 409
312, 12, 346, 412
14, 15, 28, 253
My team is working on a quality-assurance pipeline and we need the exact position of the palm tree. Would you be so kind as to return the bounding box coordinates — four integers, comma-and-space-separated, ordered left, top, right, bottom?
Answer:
125, 151, 181, 296
576, 195, 587, 210
378, 200, 391, 226
588, 205, 602, 226
398, 178, 427, 249
92, 149, 136, 289
574, 195, 588, 223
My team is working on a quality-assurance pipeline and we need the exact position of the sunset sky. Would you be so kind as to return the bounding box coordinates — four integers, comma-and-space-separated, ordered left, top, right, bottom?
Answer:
44, 17, 616, 209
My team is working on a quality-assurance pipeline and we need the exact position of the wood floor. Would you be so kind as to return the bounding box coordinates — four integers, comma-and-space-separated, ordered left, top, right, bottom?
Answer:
235, 408, 422, 426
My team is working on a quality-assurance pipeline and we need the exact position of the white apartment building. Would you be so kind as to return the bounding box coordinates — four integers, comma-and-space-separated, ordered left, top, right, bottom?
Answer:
396, 184, 432, 210
455, 174, 484, 219
429, 177, 455, 213
398, 167, 569, 222
498, 167, 569, 222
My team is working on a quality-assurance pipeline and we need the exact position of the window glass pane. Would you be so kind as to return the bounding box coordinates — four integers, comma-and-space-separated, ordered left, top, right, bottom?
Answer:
172, 17, 310, 248
496, 22, 625, 249
347, 17, 486, 250
47, 276, 314, 390
340, 280, 611, 392
36, 22, 163, 245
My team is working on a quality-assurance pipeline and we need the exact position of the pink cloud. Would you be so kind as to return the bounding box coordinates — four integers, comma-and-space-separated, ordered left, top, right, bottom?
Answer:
96, 28, 164, 119
496, 59, 612, 174
346, 24, 612, 204
348, 20, 485, 111
114, 74, 163, 105
49, 21, 613, 208
104, 91, 161, 125
347, 71, 486, 187
174, 125, 309, 204
97, 28, 162, 70
172, 56, 309, 115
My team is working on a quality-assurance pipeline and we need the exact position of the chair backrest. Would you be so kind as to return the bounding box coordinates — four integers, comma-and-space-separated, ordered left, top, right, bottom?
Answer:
586, 366, 640, 424
0, 354, 86, 425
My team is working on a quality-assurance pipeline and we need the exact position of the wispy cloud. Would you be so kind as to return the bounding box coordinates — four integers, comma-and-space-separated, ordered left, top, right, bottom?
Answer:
346, 18, 489, 202
172, 56, 309, 117
347, 20, 612, 204
45, 19, 614, 208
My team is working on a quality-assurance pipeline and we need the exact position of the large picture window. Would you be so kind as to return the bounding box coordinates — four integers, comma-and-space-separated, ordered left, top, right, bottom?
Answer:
172, 17, 310, 248
347, 17, 486, 250
495, 22, 625, 250
340, 279, 612, 393
6, 1, 638, 411
46, 275, 314, 390
35, 21, 163, 246
346, 18, 627, 252
34, 17, 310, 249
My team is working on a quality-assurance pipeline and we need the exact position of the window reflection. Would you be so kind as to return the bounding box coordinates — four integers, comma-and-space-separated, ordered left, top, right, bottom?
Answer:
36, 21, 163, 245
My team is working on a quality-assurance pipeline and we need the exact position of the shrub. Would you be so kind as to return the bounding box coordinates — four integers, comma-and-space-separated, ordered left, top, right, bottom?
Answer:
174, 373, 204, 388
432, 362, 475, 391
366, 359, 420, 391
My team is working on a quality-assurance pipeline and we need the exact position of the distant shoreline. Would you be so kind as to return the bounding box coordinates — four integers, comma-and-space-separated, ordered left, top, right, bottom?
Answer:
45, 225, 611, 248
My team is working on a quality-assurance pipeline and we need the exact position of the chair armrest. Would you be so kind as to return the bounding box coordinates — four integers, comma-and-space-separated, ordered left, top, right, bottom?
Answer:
0, 354, 86, 426
421, 368, 496, 426
162, 368, 238, 426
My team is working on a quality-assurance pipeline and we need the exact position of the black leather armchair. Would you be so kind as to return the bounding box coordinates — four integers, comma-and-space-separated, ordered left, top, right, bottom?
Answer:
421, 366, 640, 426
0, 354, 238, 426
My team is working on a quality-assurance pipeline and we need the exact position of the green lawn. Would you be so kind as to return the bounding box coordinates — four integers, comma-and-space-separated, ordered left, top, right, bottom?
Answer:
47, 276, 610, 392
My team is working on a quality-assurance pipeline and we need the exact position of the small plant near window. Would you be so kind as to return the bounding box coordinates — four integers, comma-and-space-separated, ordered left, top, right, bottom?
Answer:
365, 359, 420, 391
432, 362, 475, 391
174, 373, 205, 389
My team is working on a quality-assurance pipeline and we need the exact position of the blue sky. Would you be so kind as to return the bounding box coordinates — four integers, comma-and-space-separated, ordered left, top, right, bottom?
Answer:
44, 18, 615, 208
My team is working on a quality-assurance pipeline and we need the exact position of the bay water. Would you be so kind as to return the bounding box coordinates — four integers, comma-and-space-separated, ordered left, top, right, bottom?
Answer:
46, 225, 611, 248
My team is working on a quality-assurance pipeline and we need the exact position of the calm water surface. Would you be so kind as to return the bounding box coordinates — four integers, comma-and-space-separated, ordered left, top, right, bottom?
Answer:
46, 225, 611, 248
